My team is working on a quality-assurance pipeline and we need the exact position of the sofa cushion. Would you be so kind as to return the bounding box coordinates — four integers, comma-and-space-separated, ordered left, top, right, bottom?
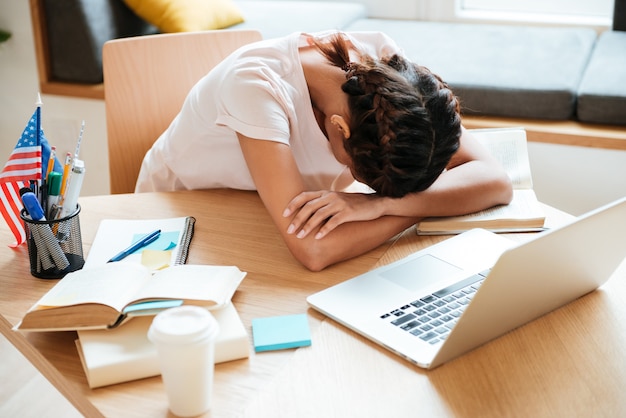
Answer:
577, 31, 626, 126
42, 0, 366, 85
229, 0, 366, 39
122, 0, 244, 33
344, 19, 597, 120
43, 0, 158, 84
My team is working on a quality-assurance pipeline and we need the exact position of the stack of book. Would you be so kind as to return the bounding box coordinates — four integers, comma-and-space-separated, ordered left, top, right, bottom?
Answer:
15, 216, 250, 388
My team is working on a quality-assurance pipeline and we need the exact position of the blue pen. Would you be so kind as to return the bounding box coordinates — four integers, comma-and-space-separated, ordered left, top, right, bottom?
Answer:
107, 229, 161, 263
21, 192, 46, 221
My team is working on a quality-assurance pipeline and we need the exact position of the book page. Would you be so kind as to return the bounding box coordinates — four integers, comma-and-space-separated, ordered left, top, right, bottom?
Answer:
416, 129, 542, 235
129, 265, 247, 309
417, 189, 545, 233
445, 189, 544, 222
32, 263, 151, 313
84, 217, 190, 268
471, 128, 533, 189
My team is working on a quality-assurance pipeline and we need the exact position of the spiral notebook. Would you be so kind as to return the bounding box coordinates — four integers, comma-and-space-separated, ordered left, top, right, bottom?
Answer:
84, 216, 195, 268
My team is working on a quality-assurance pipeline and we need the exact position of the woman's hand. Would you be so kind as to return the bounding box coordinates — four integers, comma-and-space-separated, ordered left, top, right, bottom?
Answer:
283, 191, 386, 239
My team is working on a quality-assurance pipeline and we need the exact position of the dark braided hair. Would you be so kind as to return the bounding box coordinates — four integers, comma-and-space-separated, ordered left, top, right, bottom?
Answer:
312, 34, 461, 198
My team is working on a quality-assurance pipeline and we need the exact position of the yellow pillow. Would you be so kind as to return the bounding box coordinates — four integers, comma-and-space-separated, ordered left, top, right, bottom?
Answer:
123, 0, 245, 33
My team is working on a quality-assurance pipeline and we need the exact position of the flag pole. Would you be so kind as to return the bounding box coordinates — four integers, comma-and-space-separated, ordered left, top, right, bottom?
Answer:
36, 93, 43, 205
36, 93, 42, 145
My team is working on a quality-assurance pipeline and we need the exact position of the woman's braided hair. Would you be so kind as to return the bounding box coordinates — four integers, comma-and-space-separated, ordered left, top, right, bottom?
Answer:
312, 34, 462, 198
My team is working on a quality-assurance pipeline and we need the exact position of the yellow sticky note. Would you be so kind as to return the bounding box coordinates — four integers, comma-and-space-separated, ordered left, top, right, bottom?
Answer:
141, 249, 172, 271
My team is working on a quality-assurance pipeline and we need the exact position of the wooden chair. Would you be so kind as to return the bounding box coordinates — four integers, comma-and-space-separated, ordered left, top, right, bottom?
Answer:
103, 30, 263, 194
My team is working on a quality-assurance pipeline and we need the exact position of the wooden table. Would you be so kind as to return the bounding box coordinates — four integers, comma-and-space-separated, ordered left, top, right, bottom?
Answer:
2, 189, 624, 417
1, 189, 390, 417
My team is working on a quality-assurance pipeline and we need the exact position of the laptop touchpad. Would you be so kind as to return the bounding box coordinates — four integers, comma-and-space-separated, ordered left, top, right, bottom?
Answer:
380, 254, 463, 291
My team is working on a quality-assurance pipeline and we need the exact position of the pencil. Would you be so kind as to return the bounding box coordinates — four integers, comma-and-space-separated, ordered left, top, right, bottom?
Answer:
46, 146, 56, 179
59, 152, 72, 199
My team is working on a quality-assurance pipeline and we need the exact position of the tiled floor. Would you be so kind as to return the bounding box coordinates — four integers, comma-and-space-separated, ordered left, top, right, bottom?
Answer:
0, 333, 82, 418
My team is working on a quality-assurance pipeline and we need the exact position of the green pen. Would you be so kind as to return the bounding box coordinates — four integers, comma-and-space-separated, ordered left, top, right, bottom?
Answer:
46, 171, 63, 218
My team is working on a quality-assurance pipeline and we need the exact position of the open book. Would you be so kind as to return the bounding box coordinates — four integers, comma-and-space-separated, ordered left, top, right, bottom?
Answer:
416, 128, 546, 235
16, 263, 246, 331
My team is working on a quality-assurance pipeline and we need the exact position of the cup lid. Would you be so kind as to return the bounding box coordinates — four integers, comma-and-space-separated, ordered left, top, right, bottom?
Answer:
148, 306, 220, 345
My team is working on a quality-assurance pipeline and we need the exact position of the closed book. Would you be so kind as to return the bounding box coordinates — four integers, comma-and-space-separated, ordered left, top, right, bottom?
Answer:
75, 302, 249, 388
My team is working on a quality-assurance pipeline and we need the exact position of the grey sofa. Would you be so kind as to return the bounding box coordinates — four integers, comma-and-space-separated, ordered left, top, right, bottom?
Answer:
36, 0, 626, 126
348, 19, 597, 121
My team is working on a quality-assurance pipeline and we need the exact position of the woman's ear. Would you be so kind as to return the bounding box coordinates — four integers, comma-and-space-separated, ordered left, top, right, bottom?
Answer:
330, 115, 351, 139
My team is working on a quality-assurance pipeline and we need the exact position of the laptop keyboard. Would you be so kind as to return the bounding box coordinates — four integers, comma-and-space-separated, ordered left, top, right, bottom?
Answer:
380, 269, 491, 346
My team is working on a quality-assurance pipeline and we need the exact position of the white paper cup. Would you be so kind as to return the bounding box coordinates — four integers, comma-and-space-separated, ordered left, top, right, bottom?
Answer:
148, 306, 220, 417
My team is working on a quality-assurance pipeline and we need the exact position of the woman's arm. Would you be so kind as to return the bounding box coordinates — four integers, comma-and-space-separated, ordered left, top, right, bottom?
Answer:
384, 127, 514, 216
238, 134, 417, 271
284, 127, 514, 239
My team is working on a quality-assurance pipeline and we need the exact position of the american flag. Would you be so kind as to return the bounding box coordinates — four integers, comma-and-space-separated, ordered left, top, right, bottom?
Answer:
0, 107, 53, 247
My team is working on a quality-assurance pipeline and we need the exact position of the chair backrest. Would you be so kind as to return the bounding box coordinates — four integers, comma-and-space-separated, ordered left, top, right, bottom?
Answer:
103, 30, 263, 194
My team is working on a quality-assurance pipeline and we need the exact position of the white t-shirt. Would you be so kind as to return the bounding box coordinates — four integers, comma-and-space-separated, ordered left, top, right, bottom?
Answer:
135, 31, 403, 193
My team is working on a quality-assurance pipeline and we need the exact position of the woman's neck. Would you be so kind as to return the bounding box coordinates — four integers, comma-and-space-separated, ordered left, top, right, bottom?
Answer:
299, 46, 347, 117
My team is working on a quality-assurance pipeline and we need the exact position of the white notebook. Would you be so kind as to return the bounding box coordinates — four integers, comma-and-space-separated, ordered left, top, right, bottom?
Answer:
75, 302, 249, 388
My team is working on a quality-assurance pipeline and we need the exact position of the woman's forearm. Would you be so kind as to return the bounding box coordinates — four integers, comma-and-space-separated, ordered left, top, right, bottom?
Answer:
380, 159, 513, 218
286, 212, 418, 271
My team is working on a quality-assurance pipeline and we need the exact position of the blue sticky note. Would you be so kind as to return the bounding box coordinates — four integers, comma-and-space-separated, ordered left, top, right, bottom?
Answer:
130, 231, 179, 254
122, 299, 184, 315
252, 314, 311, 352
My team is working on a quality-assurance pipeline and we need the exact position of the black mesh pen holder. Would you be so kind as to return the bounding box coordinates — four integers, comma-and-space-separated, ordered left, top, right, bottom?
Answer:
20, 204, 85, 279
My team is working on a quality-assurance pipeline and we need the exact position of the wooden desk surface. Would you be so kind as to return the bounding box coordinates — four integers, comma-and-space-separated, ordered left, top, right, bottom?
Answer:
2, 190, 624, 417
244, 207, 626, 418
0, 189, 392, 417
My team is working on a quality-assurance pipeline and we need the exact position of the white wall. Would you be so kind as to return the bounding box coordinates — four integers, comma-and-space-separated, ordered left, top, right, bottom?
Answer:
244, 0, 423, 20
0, 0, 624, 215
345, 0, 421, 19
529, 143, 626, 215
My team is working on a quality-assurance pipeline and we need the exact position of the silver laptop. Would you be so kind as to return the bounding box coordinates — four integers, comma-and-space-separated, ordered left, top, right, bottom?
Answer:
307, 197, 626, 369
